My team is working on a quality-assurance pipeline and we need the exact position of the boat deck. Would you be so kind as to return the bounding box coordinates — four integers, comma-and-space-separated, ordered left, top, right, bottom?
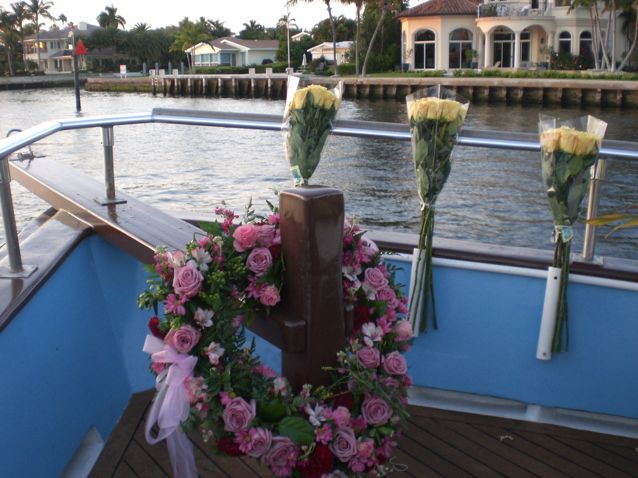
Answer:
90, 390, 638, 477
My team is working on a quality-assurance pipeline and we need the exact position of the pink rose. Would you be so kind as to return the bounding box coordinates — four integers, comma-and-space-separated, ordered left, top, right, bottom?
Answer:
259, 285, 281, 307
329, 427, 357, 463
233, 224, 258, 252
164, 325, 200, 354
172, 263, 203, 298
246, 427, 272, 458
383, 351, 408, 376
364, 267, 388, 291
357, 346, 380, 369
263, 436, 299, 477
256, 224, 276, 247
393, 320, 413, 342
223, 397, 256, 432
379, 376, 400, 393
361, 396, 392, 426
246, 247, 273, 276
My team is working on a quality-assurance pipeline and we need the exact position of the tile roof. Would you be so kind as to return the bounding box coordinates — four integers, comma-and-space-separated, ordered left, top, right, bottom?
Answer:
210, 37, 279, 50
397, 0, 480, 18
25, 24, 101, 40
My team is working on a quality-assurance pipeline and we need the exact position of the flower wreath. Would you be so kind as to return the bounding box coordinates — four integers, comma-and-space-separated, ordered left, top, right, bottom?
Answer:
139, 202, 413, 478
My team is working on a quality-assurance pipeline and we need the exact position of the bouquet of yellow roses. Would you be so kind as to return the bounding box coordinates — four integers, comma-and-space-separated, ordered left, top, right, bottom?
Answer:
284, 76, 343, 186
406, 86, 469, 333
537, 115, 606, 358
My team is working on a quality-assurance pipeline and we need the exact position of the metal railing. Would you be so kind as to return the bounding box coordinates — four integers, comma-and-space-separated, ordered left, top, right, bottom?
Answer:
478, 2, 550, 18
1, 109, 637, 277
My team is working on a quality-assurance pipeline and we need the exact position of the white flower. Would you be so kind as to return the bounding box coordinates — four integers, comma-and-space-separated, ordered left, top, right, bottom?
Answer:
191, 247, 212, 271
273, 377, 289, 396
205, 341, 225, 365
361, 322, 383, 347
194, 308, 214, 328
304, 403, 326, 427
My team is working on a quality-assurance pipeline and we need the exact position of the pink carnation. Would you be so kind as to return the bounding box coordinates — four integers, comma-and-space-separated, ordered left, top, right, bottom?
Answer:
233, 224, 258, 252
256, 225, 277, 247
164, 325, 200, 354
393, 320, 413, 342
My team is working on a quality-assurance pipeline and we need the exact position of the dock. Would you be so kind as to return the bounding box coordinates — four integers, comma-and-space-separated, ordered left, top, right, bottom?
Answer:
84, 74, 638, 107
90, 390, 638, 477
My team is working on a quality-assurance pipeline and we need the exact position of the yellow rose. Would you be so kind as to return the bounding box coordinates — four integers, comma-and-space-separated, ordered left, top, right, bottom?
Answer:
542, 126, 601, 155
409, 97, 465, 123
291, 88, 309, 110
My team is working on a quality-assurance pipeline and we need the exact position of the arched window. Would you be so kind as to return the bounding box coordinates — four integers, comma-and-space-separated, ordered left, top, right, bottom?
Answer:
414, 30, 436, 69
449, 29, 473, 68
579, 31, 594, 67
559, 31, 571, 55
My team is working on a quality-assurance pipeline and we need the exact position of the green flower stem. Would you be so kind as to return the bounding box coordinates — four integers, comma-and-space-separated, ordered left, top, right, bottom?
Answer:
408, 206, 437, 333
551, 234, 571, 353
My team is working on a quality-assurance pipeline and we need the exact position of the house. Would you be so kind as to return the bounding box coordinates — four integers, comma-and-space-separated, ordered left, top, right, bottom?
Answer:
24, 22, 99, 73
186, 38, 279, 68
397, 0, 629, 70
307, 41, 353, 65
291, 32, 312, 42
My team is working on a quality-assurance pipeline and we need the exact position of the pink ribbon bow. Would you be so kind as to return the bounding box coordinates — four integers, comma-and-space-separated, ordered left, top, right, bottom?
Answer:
143, 334, 198, 478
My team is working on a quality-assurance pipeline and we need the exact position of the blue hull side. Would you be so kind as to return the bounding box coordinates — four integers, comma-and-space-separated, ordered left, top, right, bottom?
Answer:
386, 257, 638, 419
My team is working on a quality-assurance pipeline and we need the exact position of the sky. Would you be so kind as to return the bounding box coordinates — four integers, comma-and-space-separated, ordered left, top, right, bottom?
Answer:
0, 0, 364, 34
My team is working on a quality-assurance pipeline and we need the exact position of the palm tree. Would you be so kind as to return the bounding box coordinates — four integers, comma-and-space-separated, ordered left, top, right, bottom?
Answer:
360, 0, 402, 76
288, 0, 338, 68
239, 19, 266, 40
26, 0, 54, 71
171, 18, 210, 73
132, 22, 151, 33
11, 2, 30, 70
618, 0, 638, 70
206, 19, 232, 38
96, 4, 126, 30
0, 8, 18, 75
344, 0, 364, 74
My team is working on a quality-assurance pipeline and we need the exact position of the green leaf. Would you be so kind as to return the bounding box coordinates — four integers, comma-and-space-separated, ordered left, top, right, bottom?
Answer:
585, 213, 630, 226
258, 400, 287, 423
278, 416, 314, 445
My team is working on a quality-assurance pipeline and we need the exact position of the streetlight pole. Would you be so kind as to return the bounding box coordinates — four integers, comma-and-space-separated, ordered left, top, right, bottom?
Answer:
286, 4, 291, 69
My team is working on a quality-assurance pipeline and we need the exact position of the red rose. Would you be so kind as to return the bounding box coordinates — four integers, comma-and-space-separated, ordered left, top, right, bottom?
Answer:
148, 316, 164, 338
298, 444, 334, 478
332, 391, 354, 410
217, 436, 245, 456
269, 244, 282, 261
353, 304, 370, 332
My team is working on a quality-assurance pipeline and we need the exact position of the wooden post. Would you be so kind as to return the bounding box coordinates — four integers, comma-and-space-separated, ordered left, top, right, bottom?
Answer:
278, 186, 345, 390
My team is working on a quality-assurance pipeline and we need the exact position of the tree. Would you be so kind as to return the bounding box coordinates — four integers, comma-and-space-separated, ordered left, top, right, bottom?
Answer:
360, 0, 404, 76
312, 15, 355, 42
26, 0, 54, 71
170, 17, 210, 72
96, 4, 126, 30
239, 19, 267, 39
289, 0, 339, 67
344, 0, 364, 73
11, 2, 30, 70
206, 19, 232, 38
132, 22, 151, 33
0, 8, 18, 75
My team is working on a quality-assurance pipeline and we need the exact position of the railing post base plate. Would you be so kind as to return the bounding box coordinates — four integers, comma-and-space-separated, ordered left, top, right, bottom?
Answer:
94, 197, 127, 206
0, 264, 37, 279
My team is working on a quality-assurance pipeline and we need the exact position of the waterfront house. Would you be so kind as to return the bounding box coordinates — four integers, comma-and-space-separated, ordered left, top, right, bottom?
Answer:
397, 0, 631, 70
23, 22, 99, 73
186, 37, 279, 68
307, 41, 354, 65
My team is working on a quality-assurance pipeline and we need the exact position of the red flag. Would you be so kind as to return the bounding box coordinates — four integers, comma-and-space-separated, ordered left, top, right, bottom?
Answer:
75, 39, 88, 55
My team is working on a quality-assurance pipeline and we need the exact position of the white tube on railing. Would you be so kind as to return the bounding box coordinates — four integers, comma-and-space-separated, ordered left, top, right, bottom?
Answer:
536, 266, 562, 360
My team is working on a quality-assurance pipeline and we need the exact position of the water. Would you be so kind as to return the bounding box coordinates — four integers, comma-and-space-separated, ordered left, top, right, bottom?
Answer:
1, 88, 636, 260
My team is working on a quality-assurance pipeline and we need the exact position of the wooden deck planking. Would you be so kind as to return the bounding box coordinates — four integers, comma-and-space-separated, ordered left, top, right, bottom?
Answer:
90, 391, 638, 477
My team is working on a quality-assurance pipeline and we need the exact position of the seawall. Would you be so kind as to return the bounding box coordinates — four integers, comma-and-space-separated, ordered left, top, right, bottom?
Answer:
84, 74, 638, 107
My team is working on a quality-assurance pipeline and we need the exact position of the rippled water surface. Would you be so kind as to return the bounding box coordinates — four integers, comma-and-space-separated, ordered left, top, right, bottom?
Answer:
1, 87, 636, 259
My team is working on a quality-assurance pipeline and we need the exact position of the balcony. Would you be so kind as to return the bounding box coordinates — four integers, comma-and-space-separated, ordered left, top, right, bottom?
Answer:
478, 2, 549, 18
